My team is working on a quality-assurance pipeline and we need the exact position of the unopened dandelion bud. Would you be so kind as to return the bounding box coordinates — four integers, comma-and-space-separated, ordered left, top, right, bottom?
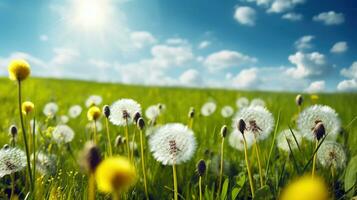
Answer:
103, 105, 110, 118
238, 119, 246, 135
133, 112, 141, 124
137, 117, 145, 130
196, 159, 206, 176
3, 144, 10, 150
115, 135, 125, 147
188, 107, 195, 118
313, 122, 325, 141
220, 125, 228, 138
158, 103, 163, 110
9, 125, 18, 138
80, 141, 102, 173
296, 94, 303, 106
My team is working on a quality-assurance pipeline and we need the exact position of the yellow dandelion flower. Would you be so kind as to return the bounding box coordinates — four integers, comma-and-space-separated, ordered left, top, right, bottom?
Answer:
22, 101, 35, 115
95, 156, 136, 193
280, 175, 329, 200
310, 94, 319, 104
87, 106, 101, 121
8, 59, 31, 81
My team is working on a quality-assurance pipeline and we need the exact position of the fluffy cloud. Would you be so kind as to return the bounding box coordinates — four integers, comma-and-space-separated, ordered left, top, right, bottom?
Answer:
341, 62, 357, 79
204, 50, 257, 71
39, 34, 49, 41
305, 80, 325, 93
150, 44, 194, 68
50, 48, 79, 66
198, 41, 211, 49
285, 51, 327, 79
338, 62, 357, 91
330, 41, 348, 54
337, 79, 357, 91
294, 35, 314, 50
282, 12, 303, 21
88, 59, 111, 69
130, 31, 157, 49
313, 11, 344, 25
179, 69, 202, 86
234, 6, 256, 26
268, 0, 305, 13
166, 38, 188, 46
232, 68, 259, 88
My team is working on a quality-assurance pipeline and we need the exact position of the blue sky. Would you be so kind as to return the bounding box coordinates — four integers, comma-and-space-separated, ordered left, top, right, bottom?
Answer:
0, 0, 356, 92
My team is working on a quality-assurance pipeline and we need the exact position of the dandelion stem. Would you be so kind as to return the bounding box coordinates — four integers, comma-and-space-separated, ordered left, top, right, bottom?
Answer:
139, 129, 149, 199
188, 118, 194, 129
243, 135, 255, 198
199, 176, 203, 200
217, 137, 224, 195
10, 173, 15, 200
172, 163, 178, 200
125, 119, 131, 161
93, 120, 97, 144
112, 191, 121, 200
105, 118, 113, 156
131, 128, 137, 161
17, 80, 33, 192
254, 138, 264, 187
88, 173, 95, 200
312, 139, 318, 177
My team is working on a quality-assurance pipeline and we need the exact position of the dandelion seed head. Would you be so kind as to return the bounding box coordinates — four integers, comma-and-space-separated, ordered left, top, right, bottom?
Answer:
317, 141, 346, 169
221, 106, 234, 118
236, 97, 249, 109
233, 106, 274, 141
85, 95, 103, 108
149, 123, 196, 165
34, 152, 57, 175
109, 99, 142, 126
201, 102, 217, 116
60, 115, 69, 124
297, 105, 340, 141
229, 129, 255, 151
8, 59, 31, 81
145, 105, 161, 121
277, 129, 302, 152
250, 98, 266, 107
68, 105, 82, 118
0, 147, 26, 177
52, 125, 74, 144
43, 102, 59, 117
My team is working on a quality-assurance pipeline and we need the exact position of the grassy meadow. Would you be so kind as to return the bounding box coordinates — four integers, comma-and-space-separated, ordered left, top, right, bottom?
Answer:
0, 77, 356, 199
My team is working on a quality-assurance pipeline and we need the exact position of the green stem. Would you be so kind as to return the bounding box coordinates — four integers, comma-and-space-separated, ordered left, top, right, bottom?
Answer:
112, 190, 121, 200
88, 173, 95, 200
254, 138, 264, 187
218, 137, 224, 195
10, 173, 15, 200
140, 130, 149, 199
18, 81, 33, 192
199, 176, 202, 200
93, 120, 97, 144
105, 118, 112, 156
312, 139, 318, 177
124, 119, 131, 161
172, 163, 178, 200
243, 135, 255, 198
131, 128, 137, 160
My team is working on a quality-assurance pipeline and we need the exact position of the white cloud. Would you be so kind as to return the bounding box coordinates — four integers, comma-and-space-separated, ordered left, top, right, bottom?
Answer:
282, 12, 303, 21
39, 34, 49, 41
341, 62, 357, 79
267, 0, 305, 13
0, 52, 47, 70
234, 6, 256, 26
330, 41, 348, 54
88, 59, 111, 69
305, 80, 325, 93
313, 11, 344, 25
179, 69, 202, 86
337, 79, 357, 91
50, 48, 80, 66
232, 68, 259, 88
294, 35, 314, 50
150, 44, 194, 68
130, 31, 157, 49
286, 51, 327, 79
166, 38, 188, 46
204, 50, 257, 71
198, 41, 211, 49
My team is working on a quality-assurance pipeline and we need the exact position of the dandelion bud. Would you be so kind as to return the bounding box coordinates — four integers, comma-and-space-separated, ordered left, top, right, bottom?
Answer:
220, 125, 228, 138
103, 105, 110, 118
8, 59, 31, 81
313, 122, 325, 141
238, 119, 246, 135
133, 112, 141, 124
196, 159, 206, 176
295, 94, 303, 106
188, 107, 195, 118
137, 117, 145, 130
115, 135, 125, 147
158, 103, 163, 110
9, 125, 18, 138
79, 141, 102, 173
3, 144, 10, 150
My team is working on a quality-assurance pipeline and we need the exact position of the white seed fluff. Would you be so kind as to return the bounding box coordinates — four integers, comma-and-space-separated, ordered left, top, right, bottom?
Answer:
317, 141, 346, 169
43, 102, 59, 117
201, 102, 217, 116
276, 129, 302, 152
85, 95, 103, 108
250, 98, 266, 107
0, 147, 26, 177
109, 99, 142, 126
221, 105, 234, 118
68, 105, 82, 118
229, 129, 255, 151
145, 105, 161, 121
52, 125, 75, 144
236, 97, 249, 109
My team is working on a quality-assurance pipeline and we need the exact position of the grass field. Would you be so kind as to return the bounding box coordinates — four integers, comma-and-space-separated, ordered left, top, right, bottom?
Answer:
0, 77, 356, 199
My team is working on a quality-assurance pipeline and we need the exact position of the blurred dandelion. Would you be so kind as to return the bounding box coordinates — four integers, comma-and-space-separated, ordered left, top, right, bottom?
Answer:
68, 105, 82, 118
317, 141, 346, 169
33, 151, 57, 175
188, 107, 195, 128
310, 94, 319, 104
236, 97, 249, 109
145, 104, 161, 123
297, 105, 340, 141
85, 95, 103, 108
87, 106, 101, 143
250, 98, 266, 107
103, 105, 112, 156
60, 115, 69, 124
43, 102, 59, 118
197, 159, 206, 200
277, 129, 302, 152
22, 101, 34, 115
86, 121, 103, 132
221, 106, 234, 118
52, 125, 75, 144
8, 59, 31, 81
201, 102, 217, 116
0, 147, 27, 177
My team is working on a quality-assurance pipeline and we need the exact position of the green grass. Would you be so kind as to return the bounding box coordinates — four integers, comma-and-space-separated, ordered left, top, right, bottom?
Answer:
0, 77, 356, 199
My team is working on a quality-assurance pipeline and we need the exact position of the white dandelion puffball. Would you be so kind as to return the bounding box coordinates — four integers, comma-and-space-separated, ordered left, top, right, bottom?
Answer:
201, 102, 217, 116
109, 99, 142, 126
317, 141, 346, 169
250, 98, 266, 107
43, 102, 59, 117
0, 147, 26, 177
145, 105, 161, 121
86, 121, 103, 132
232, 106, 274, 141
52, 125, 74, 144
276, 129, 302, 152
34, 152, 57, 175
68, 105, 82, 118
229, 129, 255, 151
236, 97, 249, 109
60, 115, 69, 124
149, 123, 197, 165
221, 106, 234, 118
85, 95, 103, 107
297, 105, 340, 141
